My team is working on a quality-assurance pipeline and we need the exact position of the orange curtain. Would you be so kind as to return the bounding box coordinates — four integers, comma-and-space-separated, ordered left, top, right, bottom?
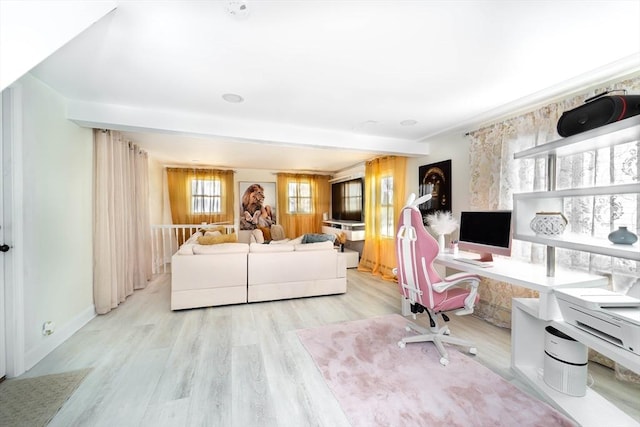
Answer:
166, 168, 235, 225
358, 156, 406, 281
276, 173, 330, 239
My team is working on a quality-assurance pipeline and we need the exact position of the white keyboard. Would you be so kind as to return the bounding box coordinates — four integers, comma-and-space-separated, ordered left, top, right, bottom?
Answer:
455, 258, 493, 268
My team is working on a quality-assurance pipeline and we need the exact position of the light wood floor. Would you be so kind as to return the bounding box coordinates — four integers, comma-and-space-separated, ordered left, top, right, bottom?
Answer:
22, 270, 640, 426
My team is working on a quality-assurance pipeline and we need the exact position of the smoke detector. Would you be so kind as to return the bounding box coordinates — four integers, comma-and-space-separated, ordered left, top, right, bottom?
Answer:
227, 1, 249, 19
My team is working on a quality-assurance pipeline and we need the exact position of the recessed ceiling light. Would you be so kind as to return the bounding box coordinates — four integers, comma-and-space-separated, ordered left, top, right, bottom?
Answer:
400, 120, 418, 126
222, 93, 244, 103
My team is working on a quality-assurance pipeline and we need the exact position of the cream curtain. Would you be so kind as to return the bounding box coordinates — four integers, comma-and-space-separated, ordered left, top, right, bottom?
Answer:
468, 74, 640, 328
166, 167, 235, 226
93, 130, 152, 315
358, 156, 407, 280
276, 173, 330, 238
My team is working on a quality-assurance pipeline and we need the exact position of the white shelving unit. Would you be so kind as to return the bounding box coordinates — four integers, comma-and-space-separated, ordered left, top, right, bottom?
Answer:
509, 117, 640, 426
512, 115, 640, 272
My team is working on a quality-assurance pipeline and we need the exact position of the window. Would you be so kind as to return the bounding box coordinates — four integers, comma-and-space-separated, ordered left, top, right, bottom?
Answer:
380, 175, 394, 237
191, 178, 222, 214
288, 180, 312, 214
343, 179, 363, 214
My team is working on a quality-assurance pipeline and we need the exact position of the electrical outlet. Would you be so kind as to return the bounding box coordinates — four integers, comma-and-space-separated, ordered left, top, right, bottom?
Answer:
42, 321, 55, 336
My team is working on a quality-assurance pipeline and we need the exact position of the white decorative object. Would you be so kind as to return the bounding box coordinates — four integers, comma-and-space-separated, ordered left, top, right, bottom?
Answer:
530, 212, 568, 236
425, 211, 458, 254
437, 234, 446, 254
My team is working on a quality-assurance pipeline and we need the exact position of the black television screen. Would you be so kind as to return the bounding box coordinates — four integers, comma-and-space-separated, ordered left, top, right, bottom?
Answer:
331, 178, 364, 222
458, 210, 512, 261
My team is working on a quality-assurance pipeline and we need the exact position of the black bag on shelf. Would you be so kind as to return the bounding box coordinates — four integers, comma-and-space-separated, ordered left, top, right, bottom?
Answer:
556, 92, 640, 137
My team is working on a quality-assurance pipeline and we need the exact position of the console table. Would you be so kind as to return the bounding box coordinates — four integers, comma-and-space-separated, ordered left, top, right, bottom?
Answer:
434, 252, 639, 427
322, 220, 365, 241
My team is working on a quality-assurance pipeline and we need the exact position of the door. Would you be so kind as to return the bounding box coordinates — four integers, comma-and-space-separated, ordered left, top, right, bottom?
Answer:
1, 86, 20, 379
0, 88, 7, 380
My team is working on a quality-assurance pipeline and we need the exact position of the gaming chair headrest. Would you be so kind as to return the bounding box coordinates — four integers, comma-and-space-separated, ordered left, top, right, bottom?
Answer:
404, 193, 432, 209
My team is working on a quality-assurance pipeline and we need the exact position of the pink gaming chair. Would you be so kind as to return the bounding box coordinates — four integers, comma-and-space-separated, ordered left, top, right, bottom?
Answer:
394, 193, 481, 366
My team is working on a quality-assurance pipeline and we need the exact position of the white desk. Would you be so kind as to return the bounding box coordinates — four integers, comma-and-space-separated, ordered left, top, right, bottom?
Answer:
435, 253, 608, 320
434, 252, 639, 427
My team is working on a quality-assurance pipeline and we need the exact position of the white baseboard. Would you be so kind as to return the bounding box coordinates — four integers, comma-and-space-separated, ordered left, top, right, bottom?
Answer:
24, 304, 96, 371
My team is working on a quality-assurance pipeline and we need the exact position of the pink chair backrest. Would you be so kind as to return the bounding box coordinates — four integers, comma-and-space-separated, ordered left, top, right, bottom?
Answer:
395, 203, 445, 310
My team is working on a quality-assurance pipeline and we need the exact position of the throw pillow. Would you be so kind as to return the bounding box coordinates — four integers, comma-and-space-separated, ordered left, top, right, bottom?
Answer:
258, 226, 272, 241
204, 230, 222, 237
270, 224, 286, 241
197, 232, 238, 245
252, 229, 265, 244
301, 233, 336, 244
199, 225, 225, 234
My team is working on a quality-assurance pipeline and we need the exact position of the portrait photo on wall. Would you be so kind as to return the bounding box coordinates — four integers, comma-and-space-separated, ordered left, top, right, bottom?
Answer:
418, 160, 452, 223
239, 182, 276, 230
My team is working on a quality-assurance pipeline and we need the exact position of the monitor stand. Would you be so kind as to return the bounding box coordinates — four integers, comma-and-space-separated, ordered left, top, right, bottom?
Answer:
476, 253, 494, 263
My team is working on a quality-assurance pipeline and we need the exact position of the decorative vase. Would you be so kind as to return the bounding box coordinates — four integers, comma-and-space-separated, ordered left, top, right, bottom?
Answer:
607, 226, 638, 245
530, 212, 568, 236
437, 234, 445, 254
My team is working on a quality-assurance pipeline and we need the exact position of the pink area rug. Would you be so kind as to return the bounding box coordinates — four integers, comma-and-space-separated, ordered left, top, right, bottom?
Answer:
297, 314, 577, 427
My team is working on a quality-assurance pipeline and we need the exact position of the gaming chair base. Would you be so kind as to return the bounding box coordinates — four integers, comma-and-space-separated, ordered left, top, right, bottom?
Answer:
398, 320, 477, 366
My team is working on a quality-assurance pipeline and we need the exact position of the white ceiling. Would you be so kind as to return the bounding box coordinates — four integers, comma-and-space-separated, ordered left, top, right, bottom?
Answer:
24, 0, 640, 172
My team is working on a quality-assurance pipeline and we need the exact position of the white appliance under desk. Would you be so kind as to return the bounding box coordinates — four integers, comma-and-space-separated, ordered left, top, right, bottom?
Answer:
434, 252, 638, 427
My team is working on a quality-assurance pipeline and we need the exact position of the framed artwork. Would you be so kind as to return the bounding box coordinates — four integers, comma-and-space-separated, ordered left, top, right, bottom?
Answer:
239, 181, 276, 230
418, 159, 452, 222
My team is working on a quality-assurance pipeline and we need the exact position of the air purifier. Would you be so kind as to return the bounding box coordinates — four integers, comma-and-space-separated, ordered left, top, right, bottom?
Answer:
543, 326, 588, 397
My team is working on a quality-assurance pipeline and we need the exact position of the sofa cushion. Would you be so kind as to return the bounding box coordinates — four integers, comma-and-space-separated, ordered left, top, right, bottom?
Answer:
249, 242, 294, 253
192, 242, 249, 254
177, 243, 195, 255
289, 235, 304, 245
294, 240, 335, 251
185, 231, 203, 244
269, 238, 291, 244
302, 233, 336, 244
198, 232, 238, 245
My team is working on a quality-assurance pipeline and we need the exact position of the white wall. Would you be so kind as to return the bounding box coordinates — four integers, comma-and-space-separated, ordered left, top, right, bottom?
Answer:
406, 132, 470, 241
18, 73, 94, 369
149, 166, 281, 230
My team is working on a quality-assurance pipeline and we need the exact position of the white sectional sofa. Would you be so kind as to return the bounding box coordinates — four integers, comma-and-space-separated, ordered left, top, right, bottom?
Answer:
171, 239, 347, 310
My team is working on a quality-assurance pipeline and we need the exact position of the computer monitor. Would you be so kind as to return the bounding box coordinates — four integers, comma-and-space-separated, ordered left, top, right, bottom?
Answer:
458, 210, 513, 262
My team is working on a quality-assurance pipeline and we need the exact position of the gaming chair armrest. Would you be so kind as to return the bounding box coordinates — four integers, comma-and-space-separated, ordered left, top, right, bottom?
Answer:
431, 272, 480, 315
431, 272, 480, 293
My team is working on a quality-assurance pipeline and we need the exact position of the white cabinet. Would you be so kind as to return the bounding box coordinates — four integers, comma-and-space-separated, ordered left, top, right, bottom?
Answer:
512, 299, 639, 427
322, 220, 365, 241
513, 115, 640, 272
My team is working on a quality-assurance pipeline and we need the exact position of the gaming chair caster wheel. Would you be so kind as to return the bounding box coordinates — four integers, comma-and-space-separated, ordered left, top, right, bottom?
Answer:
469, 347, 477, 355
398, 341, 406, 349
439, 357, 449, 366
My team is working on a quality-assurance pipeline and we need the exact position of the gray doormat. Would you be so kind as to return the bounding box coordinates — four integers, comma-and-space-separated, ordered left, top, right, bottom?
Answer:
0, 368, 91, 427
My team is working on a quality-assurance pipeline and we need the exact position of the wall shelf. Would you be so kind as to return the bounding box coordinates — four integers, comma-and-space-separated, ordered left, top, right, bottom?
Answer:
514, 115, 640, 160
513, 117, 640, 269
